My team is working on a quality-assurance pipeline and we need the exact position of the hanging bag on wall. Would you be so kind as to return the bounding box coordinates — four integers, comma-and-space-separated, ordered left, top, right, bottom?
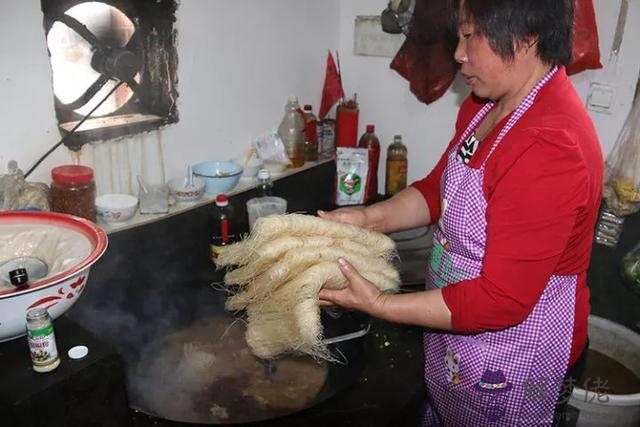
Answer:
390, 0, 458, 104
566, 0, 603, 75
391, 0, 602, 104
603, 91, 640, 216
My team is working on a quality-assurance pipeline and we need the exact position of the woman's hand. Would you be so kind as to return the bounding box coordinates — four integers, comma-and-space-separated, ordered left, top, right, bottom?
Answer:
318, 187, 433, 234
318, 258, 387, 316
317, 207, 371, 229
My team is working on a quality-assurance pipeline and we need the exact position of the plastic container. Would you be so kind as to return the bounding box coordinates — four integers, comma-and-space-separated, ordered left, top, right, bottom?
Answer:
246, 196, 287, 231
277, 96, 305, 168
51, 165, 96, 222
358, 124, 381, 204
319, 118, 336, 159
336, 99, 359, 148
385, 135, 408, 197
303, 105, 319, 162
257, 169, 274, 197
569, 316, 640, 427
210, 194, 236, 266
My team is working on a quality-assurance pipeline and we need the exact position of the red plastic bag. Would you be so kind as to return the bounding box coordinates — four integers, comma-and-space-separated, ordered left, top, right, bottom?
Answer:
390, 0, 458, 104
391, 0, 601, 104
567, 0, 603, 75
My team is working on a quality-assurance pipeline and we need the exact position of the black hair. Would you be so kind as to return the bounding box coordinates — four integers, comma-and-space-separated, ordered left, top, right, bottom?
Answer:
452, 0, 574, 65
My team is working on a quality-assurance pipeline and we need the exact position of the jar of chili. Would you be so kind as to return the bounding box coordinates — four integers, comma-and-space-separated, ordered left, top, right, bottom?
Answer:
51, 165, 97, 222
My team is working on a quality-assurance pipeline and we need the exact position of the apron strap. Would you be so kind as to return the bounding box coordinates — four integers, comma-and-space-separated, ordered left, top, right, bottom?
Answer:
482, 66, 559, 166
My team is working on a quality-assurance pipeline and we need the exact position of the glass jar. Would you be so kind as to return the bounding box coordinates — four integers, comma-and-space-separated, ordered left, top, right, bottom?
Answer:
51, 165, 97, 221
26, 307, 60, 373
621, 242, 640, 297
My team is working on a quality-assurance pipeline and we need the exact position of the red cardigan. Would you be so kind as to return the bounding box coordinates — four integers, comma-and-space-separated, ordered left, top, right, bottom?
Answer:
412, 67, 604, 367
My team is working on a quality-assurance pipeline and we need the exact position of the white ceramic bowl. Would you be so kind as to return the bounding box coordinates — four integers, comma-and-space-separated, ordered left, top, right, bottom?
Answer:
263, 162, 288, 176
0, 211, 108, 342
96, 194, 138, 223
168, 176, 206, 202
236, 157, 264, 181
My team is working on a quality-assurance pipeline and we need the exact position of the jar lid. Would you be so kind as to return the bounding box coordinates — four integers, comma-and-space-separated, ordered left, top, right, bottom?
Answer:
9, 268, 28, 287
52, 165, 94, 185
215, 194, 229, 207
366, 124, 375, 133
257, 169, 270, 180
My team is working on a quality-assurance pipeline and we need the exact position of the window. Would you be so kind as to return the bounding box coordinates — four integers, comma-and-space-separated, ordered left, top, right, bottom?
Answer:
41, 0, 179, 149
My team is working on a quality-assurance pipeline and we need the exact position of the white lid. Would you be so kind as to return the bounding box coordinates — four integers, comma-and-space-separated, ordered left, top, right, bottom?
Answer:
257, 169, 270, 180
68, 345, 89, 360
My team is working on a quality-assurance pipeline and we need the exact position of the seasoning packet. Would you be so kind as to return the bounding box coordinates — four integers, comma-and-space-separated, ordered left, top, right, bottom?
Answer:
335, 147, 369, 206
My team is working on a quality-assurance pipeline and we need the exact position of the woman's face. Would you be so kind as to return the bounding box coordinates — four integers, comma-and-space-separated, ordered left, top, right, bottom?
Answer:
454, 20, 520, 101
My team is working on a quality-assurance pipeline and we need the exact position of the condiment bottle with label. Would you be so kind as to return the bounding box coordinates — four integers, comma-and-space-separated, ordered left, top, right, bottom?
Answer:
210, 194, 236, 265
278, 96, 305, 168
385, 135, 408, 197
303, 105, 319, 162
358, 124, 381, 204
51, 165, 97, 221
26, 307, 60, 373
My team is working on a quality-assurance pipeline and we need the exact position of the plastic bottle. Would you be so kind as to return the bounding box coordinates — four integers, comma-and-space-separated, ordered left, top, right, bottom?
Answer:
257, 169, 274, 197
210, 194, 236, 265
278, 96, 305, 168
358, 124, 381, 204
26, 307, 60, 373
385, 135, 408, 197
303, 105, 319, 162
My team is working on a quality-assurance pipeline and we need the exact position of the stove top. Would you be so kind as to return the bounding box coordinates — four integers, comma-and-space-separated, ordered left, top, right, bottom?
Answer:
388, 226, 433, 288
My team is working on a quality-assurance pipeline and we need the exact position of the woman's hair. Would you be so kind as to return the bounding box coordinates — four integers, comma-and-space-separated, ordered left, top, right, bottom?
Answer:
453, 0, 574, 65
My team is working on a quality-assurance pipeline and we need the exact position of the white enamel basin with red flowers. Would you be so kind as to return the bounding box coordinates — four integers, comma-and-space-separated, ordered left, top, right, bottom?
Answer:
0, 211, 107, 342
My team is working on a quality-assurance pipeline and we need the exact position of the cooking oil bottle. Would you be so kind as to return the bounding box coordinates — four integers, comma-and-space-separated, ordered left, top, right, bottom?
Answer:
278, 96, 305, 168
385, 135, 408, 197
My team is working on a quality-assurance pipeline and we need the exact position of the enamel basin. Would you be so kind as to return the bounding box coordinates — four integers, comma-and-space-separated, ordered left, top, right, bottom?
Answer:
0, 211, 107, 342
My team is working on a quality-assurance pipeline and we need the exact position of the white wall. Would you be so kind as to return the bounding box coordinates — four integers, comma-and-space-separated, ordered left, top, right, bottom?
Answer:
338, 0, 640, 185
1, 0, 638, 191
0, 0, 340, 187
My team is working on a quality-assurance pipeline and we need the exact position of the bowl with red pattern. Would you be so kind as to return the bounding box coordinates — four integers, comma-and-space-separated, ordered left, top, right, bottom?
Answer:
0, 211, 108, 342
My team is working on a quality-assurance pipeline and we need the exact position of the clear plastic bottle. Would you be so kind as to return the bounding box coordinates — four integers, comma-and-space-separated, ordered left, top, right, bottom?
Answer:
278, 96, 305, 168
303, 105, 319, 162
210, 194, 236, 265
358, 124, 381, 204
257, 169, 274, 197
385, 135, 408, 197
26, 307, 60, 373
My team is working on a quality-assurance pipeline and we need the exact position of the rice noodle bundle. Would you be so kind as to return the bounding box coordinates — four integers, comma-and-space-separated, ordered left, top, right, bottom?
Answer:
218, 213, 400, 359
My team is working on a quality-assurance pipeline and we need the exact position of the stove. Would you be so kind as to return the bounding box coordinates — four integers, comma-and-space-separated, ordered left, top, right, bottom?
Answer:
389, 226, 433, 288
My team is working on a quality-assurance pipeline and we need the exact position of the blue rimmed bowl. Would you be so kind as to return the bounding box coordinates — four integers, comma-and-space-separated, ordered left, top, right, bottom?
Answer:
191, 161, 243, 195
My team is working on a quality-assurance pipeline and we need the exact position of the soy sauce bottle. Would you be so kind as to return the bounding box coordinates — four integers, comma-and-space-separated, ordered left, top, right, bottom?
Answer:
358, 124, 381, 204
210, 194, 236, 265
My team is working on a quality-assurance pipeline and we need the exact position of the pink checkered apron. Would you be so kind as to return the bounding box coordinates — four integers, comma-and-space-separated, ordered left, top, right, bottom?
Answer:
423, 66, 578, 426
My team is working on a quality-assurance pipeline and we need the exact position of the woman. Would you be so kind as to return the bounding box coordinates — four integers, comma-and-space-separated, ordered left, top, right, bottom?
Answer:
318, 0, 603, 425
